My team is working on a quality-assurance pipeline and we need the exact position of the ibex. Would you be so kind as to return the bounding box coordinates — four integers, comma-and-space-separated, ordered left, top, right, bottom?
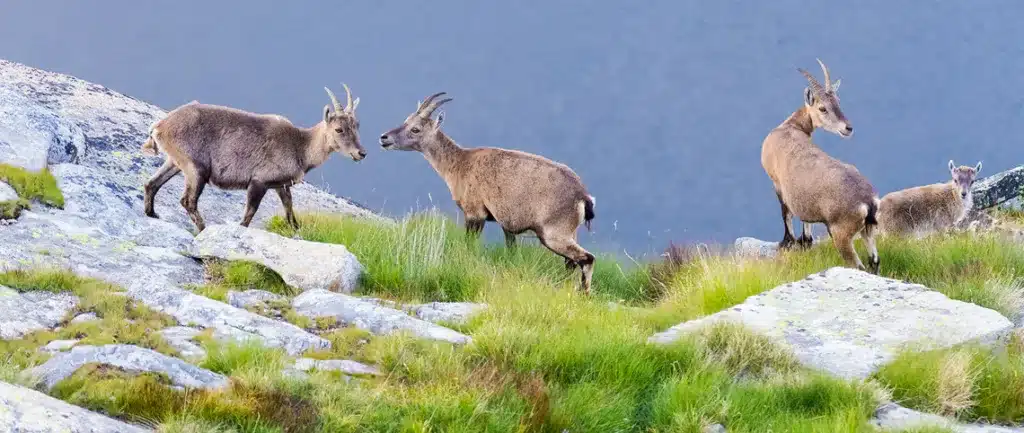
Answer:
878, 161, 981, 238
141, 85, 365, 232
760, 59, 882, 273
378, 92, 598, 294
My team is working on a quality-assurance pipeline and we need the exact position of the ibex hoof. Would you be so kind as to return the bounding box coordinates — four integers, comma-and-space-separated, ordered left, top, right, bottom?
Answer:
796, 235, 814, 249
778, 237, 796, 250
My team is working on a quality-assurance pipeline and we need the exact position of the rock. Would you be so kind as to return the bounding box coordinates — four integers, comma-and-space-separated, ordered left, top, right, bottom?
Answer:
292, 358, 381, 376
405, 302, 486, 326
126, 278, 329, 356
0, 380, 152, 432
27, 344, 229, 390
292, 289, 472, 345
972, 165, 1024, 211
871, 402, 1024, 432
40, 339, 80, 353
228, 289, 286, 309
648, 267, 1013, 379
158, 326, 210, 360
0, 181, 16, 202
702, 424, 727, 433
733, 237, 779, 259
69, 312, 98, 323
189, 224, 363, 294
0, 85, 85, 172
0, 286, 78, 339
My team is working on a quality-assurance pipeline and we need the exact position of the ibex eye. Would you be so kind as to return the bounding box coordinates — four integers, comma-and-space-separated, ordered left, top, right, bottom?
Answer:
411, 127, 421, 134
335, 127, 343, 133
818, 107, 827, 113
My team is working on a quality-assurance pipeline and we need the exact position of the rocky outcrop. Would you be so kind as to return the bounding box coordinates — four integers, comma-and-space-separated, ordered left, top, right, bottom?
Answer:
228, 289, 286, 309
872, 402, 1024, 432
972, 165, 1024, 211
189, 224, 363, 293
0, 286, 78, 339
0, 381, 152, 433
292, 358, 381, 376
649, 267, 1013, 379
0, 182, 16, 202
292, 289, 472, 345
405, 302, 486, 326
27, 344, 229, 390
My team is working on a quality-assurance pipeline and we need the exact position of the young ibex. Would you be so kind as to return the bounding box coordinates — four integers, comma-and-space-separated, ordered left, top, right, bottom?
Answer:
760, 59, 882, 273
141, 85, 365, 232
378, 92, 598, 294
877, 161, 981, 238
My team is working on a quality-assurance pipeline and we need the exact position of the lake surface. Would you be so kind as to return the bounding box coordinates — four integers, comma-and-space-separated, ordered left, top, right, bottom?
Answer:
2, 1, 1021, 258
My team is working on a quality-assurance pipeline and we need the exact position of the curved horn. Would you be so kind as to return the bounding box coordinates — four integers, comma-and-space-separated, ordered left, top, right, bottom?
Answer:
422, 97, 453, 119
816, 58, 832, 92
324, 87, 342, 112
417, 92, 447, 116
342, 83, 354, 113
797, 68, 825, 96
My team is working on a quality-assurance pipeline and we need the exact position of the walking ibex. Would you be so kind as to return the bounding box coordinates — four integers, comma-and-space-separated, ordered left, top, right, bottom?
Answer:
878, 161, 981, 238
378, 92, 598, 294
760, 60, 881, 273
141, 85, 365, 232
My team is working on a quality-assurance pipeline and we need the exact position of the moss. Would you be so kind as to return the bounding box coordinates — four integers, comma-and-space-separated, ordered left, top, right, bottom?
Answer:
0, 163, 64, 208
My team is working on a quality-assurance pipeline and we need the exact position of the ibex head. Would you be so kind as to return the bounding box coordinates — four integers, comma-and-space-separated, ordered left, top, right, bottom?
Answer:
379, 91, 453, 152
949, 160, 982, 200
799, 59, 853, 138
323, 84, 366, 161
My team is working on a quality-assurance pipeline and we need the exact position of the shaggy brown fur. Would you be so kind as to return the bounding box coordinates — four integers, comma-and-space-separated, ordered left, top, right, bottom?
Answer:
761, 59, 882, 273
379, 92, 598, 294
141, 86, 365, 232
878, 161, 981, 238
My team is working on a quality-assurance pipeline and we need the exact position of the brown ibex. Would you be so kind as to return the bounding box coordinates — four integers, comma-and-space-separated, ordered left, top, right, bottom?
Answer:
878, 161, 981, 238
141, 85, 365, 232
760, 59, 882, 273
378, 92, 598, 294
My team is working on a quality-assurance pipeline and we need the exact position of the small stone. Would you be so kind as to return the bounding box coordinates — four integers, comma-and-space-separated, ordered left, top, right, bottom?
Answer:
40, 339, 80, 353
227, 289, 286, 309
405, 302, 487, 326
702, 424, 727, 433
292, 357, 381, 376
69, 312, 99, 323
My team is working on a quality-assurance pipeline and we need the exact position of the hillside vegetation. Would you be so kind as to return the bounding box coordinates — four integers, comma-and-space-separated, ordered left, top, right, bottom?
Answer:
5, 209, 1024, 432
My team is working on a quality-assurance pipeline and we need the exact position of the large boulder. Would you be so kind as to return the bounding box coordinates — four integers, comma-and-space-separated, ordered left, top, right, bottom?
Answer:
0, 381, 152, 433
27, 344, 229, 390
649, 267, 1013, 379
292, 289, 472, 345
972, 165, 1024, 211
0, 286, 78, 339
189, 224, 363, 293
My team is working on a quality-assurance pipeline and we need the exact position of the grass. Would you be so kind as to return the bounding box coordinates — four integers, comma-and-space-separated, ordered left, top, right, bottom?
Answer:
5, 209, 1024, 431
0, 269, 178, 369
0, 163, 64, 218
873, 333, 1024, 425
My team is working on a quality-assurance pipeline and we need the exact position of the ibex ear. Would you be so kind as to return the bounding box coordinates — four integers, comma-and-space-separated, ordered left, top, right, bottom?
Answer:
351, 97, 360, 113
832, 79, 841, 92
323, 105, 331, 122
804, 88, 815, 106
949, 160, 956, 172
435, 111, 445, 129
975, 161, 983, 173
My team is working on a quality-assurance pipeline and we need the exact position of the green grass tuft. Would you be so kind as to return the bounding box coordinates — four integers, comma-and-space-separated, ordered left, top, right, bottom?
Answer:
0, 163, 64, 208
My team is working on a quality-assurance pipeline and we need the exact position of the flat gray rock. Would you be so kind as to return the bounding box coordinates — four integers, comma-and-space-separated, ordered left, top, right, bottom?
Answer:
0, 380, 152, 433
39, 339, 80, 353
405, 302, 486, 326
0, 181, 16, 202
292, 289, 472, 345
27, 344, 229, 390
872, 402, 1024, 432
228, 289, 286, 309
69, 313, 98, 324
292, 358, 381, 376
0, 286, 78, 339
190, 224, 363, 294
733, 237, 779, 259
649, 267, 1014, 379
